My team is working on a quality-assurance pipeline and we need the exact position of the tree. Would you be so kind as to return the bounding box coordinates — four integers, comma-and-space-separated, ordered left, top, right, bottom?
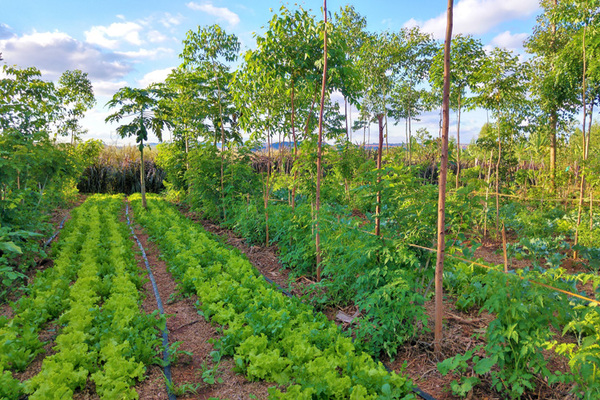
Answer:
163, 67, 210, 158
315, 0, 329, 281
431, 35, 485, 187
105, 86, 173, 208
526, 0, 580, 192
390, 27, 436, 164
553, 0, 600, 257
57, 70, 95, 144
180, 24, 240, 218
474, 47, 530, 235
356, 31, 397, 236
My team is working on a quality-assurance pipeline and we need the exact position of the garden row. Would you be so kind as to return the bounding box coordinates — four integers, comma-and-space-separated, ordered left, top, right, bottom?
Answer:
184, 156, 600, 398
129, 193, 416, 399
0, 195, 163, 399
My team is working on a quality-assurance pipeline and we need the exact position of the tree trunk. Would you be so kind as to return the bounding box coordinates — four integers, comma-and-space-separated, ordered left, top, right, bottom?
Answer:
315, 0, 328, 282
375, 114, 384, 236
549, 0, 558, 194
549, 110, 557, 192
408, 101, 412, 164
213, 70, 227, 220
265, 127, 271, 246
140, 143, 147, 209
434, 0, 453, 355
455, 94, 462, 189
385, 110, 389, 153
496, 120, 502, 237
345, 97, 349, 141
484, 150, 493, 239
290, 81, 298, 209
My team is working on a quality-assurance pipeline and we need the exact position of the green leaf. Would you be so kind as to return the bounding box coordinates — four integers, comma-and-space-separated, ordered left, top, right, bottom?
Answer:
473, 356, 496, 375
0, 241, 22, 254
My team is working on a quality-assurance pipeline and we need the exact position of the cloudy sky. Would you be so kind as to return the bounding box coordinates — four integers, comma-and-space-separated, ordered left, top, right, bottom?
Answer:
1, 0, 541, 145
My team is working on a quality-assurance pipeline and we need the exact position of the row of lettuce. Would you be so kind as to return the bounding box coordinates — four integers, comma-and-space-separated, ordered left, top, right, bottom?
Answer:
0, 195, 163, 399
130, 193, 416, 399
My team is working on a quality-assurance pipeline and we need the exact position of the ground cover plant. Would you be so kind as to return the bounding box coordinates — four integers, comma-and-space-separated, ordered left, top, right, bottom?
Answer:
0, 195, 164, 399
130, 193, 416, 399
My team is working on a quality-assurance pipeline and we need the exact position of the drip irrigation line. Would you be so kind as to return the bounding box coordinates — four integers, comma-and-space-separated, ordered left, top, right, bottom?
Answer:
43, 216, 67, 248
261, 274, 294, 298
125, 203, 177, 400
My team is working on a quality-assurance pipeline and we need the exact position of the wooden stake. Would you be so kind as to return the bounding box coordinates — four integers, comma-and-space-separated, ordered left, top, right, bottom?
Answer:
434, 0, 454, 355
315, 0, 328, 282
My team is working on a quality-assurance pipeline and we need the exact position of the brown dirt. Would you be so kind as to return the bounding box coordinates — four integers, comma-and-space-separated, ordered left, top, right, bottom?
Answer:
128, 201, 273, 400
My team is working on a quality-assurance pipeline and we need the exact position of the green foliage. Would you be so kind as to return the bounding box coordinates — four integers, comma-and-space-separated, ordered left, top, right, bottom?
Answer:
77, 145, 166, 195
131, 195, 416, 399
354, 274, 427, 358
437, 346, 487, 397
0, 195, 164, 398
0, 366, 23, 399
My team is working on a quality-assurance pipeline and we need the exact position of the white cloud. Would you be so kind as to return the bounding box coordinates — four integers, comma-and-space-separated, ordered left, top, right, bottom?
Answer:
187, 2, 240, 27
148, 30, 169, 43
490, 30, 528, 52
116, 47, 173, 59
137, 67, 174, 87
403, 18, 420, 30
412, 0, 539, 39
0, 30, 132, 81
85, 21, 144, 49
159, 13, 184, 28
92, 80, 128, 97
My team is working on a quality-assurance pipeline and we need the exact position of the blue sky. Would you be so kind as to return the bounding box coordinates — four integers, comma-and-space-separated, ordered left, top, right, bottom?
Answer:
0, 0, 541, 145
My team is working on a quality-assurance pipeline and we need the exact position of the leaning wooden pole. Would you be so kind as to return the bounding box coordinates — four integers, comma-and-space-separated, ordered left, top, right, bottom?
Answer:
315, 0, 328, 282
434, 0, 453, 355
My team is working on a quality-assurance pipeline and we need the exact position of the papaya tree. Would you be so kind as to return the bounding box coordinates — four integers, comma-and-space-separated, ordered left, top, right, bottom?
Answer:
105, 85, 173, 208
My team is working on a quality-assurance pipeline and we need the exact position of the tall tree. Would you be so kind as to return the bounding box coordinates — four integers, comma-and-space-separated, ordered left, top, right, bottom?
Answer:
431, 35, 485, 187
57, 70, 95, 144
105, 86, 173, 208
254, 6, 323, 209
315, 0, 329, 282
390, 27, 436, 164
526, 0, 579, 192
180, 24, 240, 218
474, 48, 530, 234
163, 67, 210, 159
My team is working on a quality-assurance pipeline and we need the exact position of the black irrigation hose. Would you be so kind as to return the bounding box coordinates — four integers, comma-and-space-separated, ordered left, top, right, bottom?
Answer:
125, 204, 177, 400
257, 271, 438, 400
261, 274, 294, 298
43, 216, 67, 248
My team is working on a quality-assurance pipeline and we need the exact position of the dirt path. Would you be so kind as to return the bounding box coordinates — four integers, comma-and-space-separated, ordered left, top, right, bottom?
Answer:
128, 204, 272, 400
